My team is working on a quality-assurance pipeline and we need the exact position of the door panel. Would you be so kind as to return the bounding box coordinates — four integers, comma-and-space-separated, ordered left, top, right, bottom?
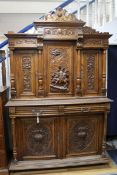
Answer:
64, 114, 104, 157
14, 50, 38, 98
45, 42, 74, 97
16, 117, 58, 160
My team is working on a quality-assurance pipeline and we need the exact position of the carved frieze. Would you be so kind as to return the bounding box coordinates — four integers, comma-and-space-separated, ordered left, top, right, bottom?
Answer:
44, 28, 81, 39
9, 39, 37, 48
22, 56, 32, 91
84, 38, 102, 47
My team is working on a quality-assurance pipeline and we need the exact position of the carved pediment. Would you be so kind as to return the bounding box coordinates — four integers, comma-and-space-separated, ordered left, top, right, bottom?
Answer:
37, 7, 84, 24
83, 26, 99, 34
44, 8, 78, 22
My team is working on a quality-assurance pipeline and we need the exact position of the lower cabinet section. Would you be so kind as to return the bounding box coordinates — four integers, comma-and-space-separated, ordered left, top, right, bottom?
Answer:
7, 98, 111, 171
14, 114, 104, 161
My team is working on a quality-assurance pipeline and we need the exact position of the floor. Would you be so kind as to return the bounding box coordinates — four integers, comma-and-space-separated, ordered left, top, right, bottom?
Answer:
10, 160, 117, 175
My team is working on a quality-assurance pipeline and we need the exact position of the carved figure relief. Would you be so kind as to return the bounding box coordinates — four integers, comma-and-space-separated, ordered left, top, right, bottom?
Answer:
49, 48, 71, 93
50, 66, 69, 91
69, 119, 95, 152
22, 56, 32, 91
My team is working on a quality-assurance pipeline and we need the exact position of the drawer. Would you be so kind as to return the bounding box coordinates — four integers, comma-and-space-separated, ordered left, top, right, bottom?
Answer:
64, 103, 110, 114
14, 106, 60, 116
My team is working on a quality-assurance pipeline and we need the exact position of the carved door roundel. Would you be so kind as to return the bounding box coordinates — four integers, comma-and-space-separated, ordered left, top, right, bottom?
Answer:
24, 120, 53, 156
69, 119, 95, 152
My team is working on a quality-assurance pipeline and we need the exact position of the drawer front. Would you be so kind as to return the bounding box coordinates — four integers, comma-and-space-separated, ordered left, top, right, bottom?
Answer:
10, 103, 110, 118
15, 106, 60, 116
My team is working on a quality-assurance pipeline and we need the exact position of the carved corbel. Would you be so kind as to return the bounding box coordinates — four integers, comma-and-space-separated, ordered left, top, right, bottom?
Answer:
76, 35, 83, 49
76, 77, 82, 95
38, 73, 44, 97
37, 35, 44, 52
9, 107, 16, 115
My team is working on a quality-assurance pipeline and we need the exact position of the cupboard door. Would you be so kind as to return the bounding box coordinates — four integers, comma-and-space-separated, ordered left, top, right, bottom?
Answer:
64, 114, 104, 157
45, 42, 74, 97
15, 117, 58, 160
14, 50, 38, 98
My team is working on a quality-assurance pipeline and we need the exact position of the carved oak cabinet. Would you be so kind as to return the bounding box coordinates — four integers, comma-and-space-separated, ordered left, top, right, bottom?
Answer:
6, 8, 111, 172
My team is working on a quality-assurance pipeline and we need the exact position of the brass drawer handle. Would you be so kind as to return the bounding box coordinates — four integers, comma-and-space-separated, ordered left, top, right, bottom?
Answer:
32, 109, 43, 124
80, 107, 90, 112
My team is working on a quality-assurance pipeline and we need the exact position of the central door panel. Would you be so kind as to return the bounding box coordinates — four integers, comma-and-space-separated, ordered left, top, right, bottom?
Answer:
45, 42, 74, 97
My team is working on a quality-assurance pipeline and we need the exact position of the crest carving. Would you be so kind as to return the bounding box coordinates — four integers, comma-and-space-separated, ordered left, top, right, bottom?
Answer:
44, 7, 79, 22
83, 26, 99, 34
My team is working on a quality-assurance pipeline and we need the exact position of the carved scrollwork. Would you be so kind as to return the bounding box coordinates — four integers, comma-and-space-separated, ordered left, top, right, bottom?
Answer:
87, 55, 95, 90
22, 56, 32, 91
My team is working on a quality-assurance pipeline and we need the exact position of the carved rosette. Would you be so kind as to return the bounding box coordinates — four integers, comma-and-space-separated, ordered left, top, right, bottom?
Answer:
49, 48, 70, 93
87, 55, 95, 90
22, 56, 32, 91
69, 120, 95, 152
24, 120, 53, 156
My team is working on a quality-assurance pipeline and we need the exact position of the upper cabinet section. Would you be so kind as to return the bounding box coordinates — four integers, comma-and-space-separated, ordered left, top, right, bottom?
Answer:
5, 8, 111, 100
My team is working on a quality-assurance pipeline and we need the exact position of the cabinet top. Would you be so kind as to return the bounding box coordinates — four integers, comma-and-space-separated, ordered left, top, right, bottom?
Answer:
6, 97, 112, 107
5, 8, 111, 42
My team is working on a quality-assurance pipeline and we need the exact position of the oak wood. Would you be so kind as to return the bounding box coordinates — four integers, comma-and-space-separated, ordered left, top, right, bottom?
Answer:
5, 8, 111, 172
